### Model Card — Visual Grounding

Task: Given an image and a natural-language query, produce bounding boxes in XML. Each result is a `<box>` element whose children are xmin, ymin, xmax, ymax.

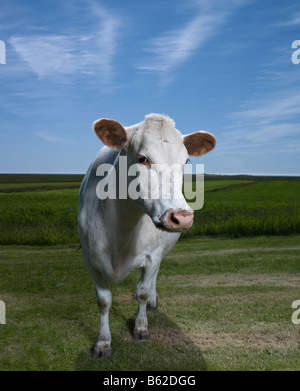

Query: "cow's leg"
<box><xmin>147</xmin><ymin>268</ymin><xmax>159</xmax><ymax>311</ymax></box>
<box><xmin>91</xmin><ymin>271</ymin><xmax>112</xmax><ymax>358</ymax></box>
<box><xmin>133</xmin><ymin>261</ymin><xmax>160</xmax><ymax>340</ymax></box>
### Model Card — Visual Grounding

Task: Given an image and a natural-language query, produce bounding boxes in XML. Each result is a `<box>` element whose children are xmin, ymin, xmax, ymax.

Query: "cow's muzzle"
<box><xmin>155</xmin><ymin>209</ymin><xmax>194</xmax><ymax>232</ymax></box>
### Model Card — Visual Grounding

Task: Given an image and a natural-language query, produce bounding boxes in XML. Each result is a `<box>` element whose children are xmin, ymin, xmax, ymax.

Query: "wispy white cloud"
<box><xmin>9</xmin><ymin>2</ymin><xmax>120</xmax><ymax>83</ymax></box>
<box><xmin>213</xmin><ymin>138</ymin><xmax>300</xmax><ymax>157</ymax></box>
<box><xmin>230</xmin><ymin>93</ymin><xmax>300</xmax><ymax>125</ymax></box>
<box><xmin>279</xmin><ymin>12</ymin><xmax>300</xmax><ymax>27</ymax></box>
<box><xmin>139</xmin><ymin>14</ymin><xmax>223</xmax><ymax>73</ymax></box>
<box><xmin>138</xmin><ymin>0</ymin><xmax>250</xmax><ymax>85</ymax></box>
<box><xmin>222</xmin><ymin>90</ymin><xmax>300</xmax><ymax>153</ymax></box>
<box><xmin>10</xmin><ymin>35</ymin><xmax>86</xmax><ymax>79</ymax></box>
<box><xmin>34</xmin><ymin>131</ymin><xmax>77</xmax><ymax>145</ymax></box>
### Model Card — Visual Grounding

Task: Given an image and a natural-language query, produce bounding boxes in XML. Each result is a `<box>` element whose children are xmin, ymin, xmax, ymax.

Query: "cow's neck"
<box><xmin>105</xmin><ymin>154</ymin><xmax>145</xmax><ymax>255</ymax></box>
<box><xmin>105</xmin><ymin>199</ymin><xmax>143</xmax><ymax>260</ymax></box>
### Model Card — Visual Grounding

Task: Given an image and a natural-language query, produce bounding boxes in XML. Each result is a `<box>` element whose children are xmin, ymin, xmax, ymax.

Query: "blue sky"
<box><xmin>0</xmin><ymin>0</ymin><xmax>300</xmax><ymax>175</ymax></box>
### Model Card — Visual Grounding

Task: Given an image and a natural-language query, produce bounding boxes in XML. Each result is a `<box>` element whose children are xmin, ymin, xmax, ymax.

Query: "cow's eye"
<box><xmin>137</xmin><ymin>155</ymin><xmax>150</xmax><ymax>166</ymax></box>
<box><xmin>186</xmin><ymin>158</ymin><xmax>191</xmax><ymax>164</ymax></box>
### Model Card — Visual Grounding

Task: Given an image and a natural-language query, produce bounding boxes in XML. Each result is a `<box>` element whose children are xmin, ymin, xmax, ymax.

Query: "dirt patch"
<box><xmin>161</xmin><ymin>273</ymin><xmax>300</xmax><ymax>287</ymax></box>
<box><xmin>166</xmin><ymin>246</ymin><xmax>300</xmax><ymax>259</ymax></box>
<box><xmin>149</xmin><ymin>328</ymin><xmax>193</xmax><ymax>346</ymax></box>
<box><xmin>123</xmin><ymin>327</ymin><xmax>193</xmax><ymax>346</ymax></box>
<box><xmin>123</xmin><ymin>326</ymin><xmax>300</xmax><ymax>350</ymax></box>
<box><xmin>187</xmin><ymin>330</ymin><xmax>300</xmax><ymax>349</ymax></box>
<box><xmin>160</xmin><ymin>291</ymin><xmax>298</xmax><ymax>306</ymax></box>
<box><xmin>113</xmin><ymin>293</ymin><xmax>135</xmax><ymax>304</ymax></box>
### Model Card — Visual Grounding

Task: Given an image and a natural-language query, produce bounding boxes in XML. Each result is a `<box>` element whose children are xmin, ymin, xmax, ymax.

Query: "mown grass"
<box><xmin>0</xmin><ymin>236</ymin><xmax>299</xmax><ymax>371</ymax></box>
<box><xmin>0</xmin><ymin>175</ymin><xmax>299</xmax><ymax>245</ymax></box>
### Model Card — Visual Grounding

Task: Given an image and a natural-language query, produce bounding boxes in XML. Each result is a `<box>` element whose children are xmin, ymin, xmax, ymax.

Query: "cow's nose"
<box><xmin>167</xmin><ymin>210</ymin><xmax>194</xmax><ymax>231</ymax></box>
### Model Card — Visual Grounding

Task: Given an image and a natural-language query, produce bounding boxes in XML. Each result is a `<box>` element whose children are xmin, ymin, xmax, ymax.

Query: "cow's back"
<box><xmin>79</xmin><ymin>146</ymin><xmax>119</xmax><ymax>202</ymax></box>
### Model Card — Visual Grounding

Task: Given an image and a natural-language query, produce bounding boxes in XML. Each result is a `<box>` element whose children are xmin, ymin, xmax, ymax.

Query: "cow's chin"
<box><xmin>153</xmin><ymin>221</ymin><xmax>190</xmax><ymax>233</ymax></box>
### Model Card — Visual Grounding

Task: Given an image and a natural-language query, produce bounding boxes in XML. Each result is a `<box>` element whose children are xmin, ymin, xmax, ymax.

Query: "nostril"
<box><xmin>161</xmin><ymin>210</ymin><xmax>194</xmax><ymax>232</ymax></box>
<box><xmin>170</xmin><ymin>213</ymin><xmax>179</xmax><ymax>225</ymax></box>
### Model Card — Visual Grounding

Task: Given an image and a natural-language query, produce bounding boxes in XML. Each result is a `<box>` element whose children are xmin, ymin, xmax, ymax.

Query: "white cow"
<box><xmin>78</xmin><ymin>113</ymin><xmax>216</xmax><ymax>357</ymax></box>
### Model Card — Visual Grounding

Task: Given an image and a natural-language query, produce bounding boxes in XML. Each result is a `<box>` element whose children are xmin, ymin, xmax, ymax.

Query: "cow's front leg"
<box><xmin>133</xmin><ymin>262</ymin><xmax>159</xmax><ymax>340</ymax></box>
<box><xmin>91</xmin><ymin>272</ymin><xmax>112</xmax><ymax>357</ymax></box>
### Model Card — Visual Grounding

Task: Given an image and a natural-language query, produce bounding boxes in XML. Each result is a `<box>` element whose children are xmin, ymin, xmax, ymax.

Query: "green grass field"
<box><xmin>0</xmin><ymin>174</ymin><xmax>299</xmax><ymax>371</ymax></box>
<box><xmin>0</xmin><ymin>236</ymin><xmax>299</xmax><ymax>370</ymax></box>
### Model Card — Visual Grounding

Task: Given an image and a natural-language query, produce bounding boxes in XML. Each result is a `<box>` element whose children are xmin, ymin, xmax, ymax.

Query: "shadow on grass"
<box><xmin>75</xmin><ymin>310</ymin><xmax>207</xmax><ymax>371</ymax></box>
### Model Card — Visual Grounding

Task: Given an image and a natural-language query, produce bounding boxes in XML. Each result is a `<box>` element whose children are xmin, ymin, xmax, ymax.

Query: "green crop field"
<box><xmin>182</xmin><ymin>180</ymin><xmax>300</xmax><ymax>238</ymax></box>
<box><xmin>0</xmin><ymin>174</ymin><xmax>299</xmax><ymax>371</ymax></box>
<box><xmin>0</xmin><ymin>174</ymin><xmax>299</xmax><ymax>245</ymax></box>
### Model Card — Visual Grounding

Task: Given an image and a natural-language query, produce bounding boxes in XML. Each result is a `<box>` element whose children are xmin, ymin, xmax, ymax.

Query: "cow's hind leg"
<box><xmin>90</xmin><ymin>270</ymin><xmax>112</xmax><ymax>358</ymax></box>
<box><xmin>133</xmin><ymin>261</ymin><xmax>160</xmax><ymax>340</ymax></box>
<box><xmin>147</xmin><ymin>268</ymin><xmax>159</xmax><ymax>311</ymax></box>
<box><xmin>135</xmin><ymin>268</ymin><xmax>158</xmax><ymax>311</ymax></box>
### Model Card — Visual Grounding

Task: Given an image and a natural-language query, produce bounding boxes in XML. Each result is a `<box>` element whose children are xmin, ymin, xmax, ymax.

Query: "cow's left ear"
<box><xmin>183</xmin><ymin>131</ymin><xmax>216</xmax><ymax>156</ymax></box>
<box><xmin>94</xmin><ymin>118</ymin><xmax>128</xmax><ymax>150</ymax></box>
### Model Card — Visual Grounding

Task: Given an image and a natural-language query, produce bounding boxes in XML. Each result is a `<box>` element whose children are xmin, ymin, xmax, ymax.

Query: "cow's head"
<box><xmin>94</xmin><ymin>114</ymin><xmax>216</xmax><ymax>232</ymax></box>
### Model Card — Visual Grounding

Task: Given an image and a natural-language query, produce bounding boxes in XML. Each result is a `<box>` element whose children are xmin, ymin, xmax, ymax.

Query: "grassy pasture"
<box><xmin>0</xmin><ymin>236</ymin><xmax>299</xmax><ymax>371</ymax></box>
<box><xmin>0</xmin><ymin>174</ymin><xmax>299</xmax><ymax>371</ymax></box>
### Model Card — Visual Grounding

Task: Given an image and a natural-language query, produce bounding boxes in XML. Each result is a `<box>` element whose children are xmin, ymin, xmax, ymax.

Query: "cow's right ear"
<box><xmin>94</xmin><ymin>118</ymin><xmax>128</xmax><ymax>150</ymax></box>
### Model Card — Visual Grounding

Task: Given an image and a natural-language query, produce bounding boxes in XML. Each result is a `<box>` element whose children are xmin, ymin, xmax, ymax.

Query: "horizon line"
<box><xmin>1</xmin><ymin>172</ymin><xmax>300</xmax><ymax>178</ymax></box>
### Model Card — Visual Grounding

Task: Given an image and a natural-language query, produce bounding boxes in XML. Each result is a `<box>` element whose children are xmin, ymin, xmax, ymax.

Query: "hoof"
<box><xmin>91</xmin><ymin>344</ymin><xmax>112</xmax><ymax>358</ymax></box>
<box><xmin>133</xmin><ymin>329</ymin><xmax>150</xmax><ymax>341</ymax></box>
<box><xmin>147</xmin><ymin>297</ymin><xmax>158</xmax><ymax>311</ymax></box>
<box><xmin>147</xmin><ymin>302</ymin><xmax>158</xmax><ymax>311</ymax></box>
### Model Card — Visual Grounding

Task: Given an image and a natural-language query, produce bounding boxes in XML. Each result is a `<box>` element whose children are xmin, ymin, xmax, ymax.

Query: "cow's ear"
<box><xmin>183</xmin><ymin>131</ymin><xmax>216</xmax><ymax>156</ymax></box>
<box><xmin>94</xmin><ymin>118</ymin><xmax>128</xmax><ymax>150</ymax></box>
